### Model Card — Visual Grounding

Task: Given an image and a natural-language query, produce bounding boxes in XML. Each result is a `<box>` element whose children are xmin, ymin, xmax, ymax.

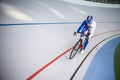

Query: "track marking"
<box><xmin>36</xmin><ymin>2</ymin><xmax>65</xmax><ymax>19</ymax></box>
<box><xmin>26</xmin><ymin>47</ymin><xmax>72</xmax><ymax>80</ymax></box>
<box><xmin>0</xmin><ymin>21</ymin><xmax>120</xmax><ymax>26</ymax></box>
<box><xmin>70</xmin><ymin>6</ymin><xmax>87</xmax><ymax>14</ymax></box>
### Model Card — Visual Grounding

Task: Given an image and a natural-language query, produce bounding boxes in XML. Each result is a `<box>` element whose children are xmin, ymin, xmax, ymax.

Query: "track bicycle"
<box><xmin>69</xmin><ymin>31</ymin><xmax>88</xmax><ymax>59</ymax></box>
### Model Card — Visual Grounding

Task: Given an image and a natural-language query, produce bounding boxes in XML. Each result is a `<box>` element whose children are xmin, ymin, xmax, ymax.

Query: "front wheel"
<box><xmin>69</xmin><ymin>39</ymin><xmax>82</xmax><ymax>59</ymax></box>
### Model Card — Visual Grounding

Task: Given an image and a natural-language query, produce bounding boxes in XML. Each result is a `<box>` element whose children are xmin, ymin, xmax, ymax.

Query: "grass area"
<box><xmin>114</xmin><ymin>42</ymin><xmax>120</xmax><ymax>80</ymax></box>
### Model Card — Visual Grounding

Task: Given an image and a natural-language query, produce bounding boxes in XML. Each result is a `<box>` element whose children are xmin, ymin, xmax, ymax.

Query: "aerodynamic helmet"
<box><xmin>86</xmin><ymin>15</ymin><xmax>93</xmax><ymax>24</ymax></box>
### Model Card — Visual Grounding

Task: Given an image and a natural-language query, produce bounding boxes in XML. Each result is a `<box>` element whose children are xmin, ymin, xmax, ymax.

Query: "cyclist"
<box><xmin>74</xmin><ymin>15</ymin><xmax>96</xmax><ymax>54</ymax></box>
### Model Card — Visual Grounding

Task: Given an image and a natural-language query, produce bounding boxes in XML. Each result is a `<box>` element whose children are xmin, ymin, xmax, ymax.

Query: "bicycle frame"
<box><xmin>69</xmin><ymin>32</ymin><xmax>88</xmax><ymax>59</ymax></box>
<box><xmin>79</xmin><ymin>33</ymin><xmax>88</xmax><ymax>48</ymax></box>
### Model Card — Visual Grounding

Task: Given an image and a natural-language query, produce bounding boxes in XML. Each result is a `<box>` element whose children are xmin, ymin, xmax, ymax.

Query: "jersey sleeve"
<box><xmin>77</xmin><ymin>20</ymin><xmax>86</xmax><ymax>33</ymax></box>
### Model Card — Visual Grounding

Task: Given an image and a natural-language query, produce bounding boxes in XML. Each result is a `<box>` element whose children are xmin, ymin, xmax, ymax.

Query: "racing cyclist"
<box><xmin>74</xmin><ymin>15</ymin><xmax>96</xmax><ymax>54</ymax></box>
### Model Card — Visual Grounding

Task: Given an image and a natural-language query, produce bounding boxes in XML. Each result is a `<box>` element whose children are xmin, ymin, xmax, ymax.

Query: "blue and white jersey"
<box><xmin>77</xmin><ymin>20</ymin><xmax>96</xmax><ymax>38</ymax></box>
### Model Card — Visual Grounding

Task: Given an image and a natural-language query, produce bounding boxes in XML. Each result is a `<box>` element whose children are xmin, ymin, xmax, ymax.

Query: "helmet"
<box><xmin>86</xmin><ymin>15</ymin><xmax>93</xmax><ymax>24</ymax></box>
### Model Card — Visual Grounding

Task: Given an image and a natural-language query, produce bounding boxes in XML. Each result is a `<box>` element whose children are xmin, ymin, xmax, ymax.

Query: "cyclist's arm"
<box><xmin>77</xmin><ymin>20</ymin><xmax>86</xmax><ymax>33</ymax></box>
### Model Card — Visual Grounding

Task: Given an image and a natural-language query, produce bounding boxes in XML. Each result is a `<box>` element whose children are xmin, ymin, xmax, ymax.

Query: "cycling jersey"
<box><xmin>77</xmin><ymin>20</ymin><xmax>96</xmax><ymax>38</ymax></box>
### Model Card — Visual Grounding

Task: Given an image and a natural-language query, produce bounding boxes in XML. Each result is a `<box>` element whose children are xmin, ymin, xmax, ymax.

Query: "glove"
<box><xmin>73</xmin><ymin>31</ymin><xmax>77</xmax><ymax>36</ymax></box>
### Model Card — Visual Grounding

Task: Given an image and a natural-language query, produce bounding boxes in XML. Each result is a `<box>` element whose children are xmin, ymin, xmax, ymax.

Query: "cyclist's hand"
<box><xmin>73</xmin><ymin>31</ymin><xmax>77</xmax><ymax>36</ymax></box>
<box><xmin>87</xmin><ymin>32</ymin><xmax>90</xmax><ymax>37</ymax></box>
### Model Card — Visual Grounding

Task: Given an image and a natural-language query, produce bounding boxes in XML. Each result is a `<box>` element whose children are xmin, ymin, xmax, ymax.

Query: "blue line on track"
<box><xmin>0</xmin><ymin>22</ymin><xmax>120</xmax><ymax>26</ymax></box>
<box><xmin>0</xmin><ymin>22</ymin><xmax>81</xmax><ymax>26</ymax></box>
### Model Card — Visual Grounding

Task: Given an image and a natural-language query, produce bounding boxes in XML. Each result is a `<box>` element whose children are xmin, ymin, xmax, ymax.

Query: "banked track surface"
<box><xmin>70</xmin><ymin>34</ymin><xmax>120</xmax><ymax>80</ymax></box>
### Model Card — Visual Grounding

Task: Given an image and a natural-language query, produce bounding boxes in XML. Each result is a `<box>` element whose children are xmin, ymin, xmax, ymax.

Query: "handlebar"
<box><xmin>73</xmin><ymin>32</ymin><xmax>88</xmax><ymax>36</ymax></box>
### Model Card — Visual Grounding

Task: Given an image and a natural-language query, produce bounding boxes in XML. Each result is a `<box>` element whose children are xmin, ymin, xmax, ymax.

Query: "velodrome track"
<box><xmin>0</xmin><ymin>0</ymin><xmax>120</xmax><ymax>80</ymax></box>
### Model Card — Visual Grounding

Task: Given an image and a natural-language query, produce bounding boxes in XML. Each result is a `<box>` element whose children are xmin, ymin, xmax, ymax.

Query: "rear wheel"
<box><xmin>69</xmin><ymin>39</ymin><xmax>82</xmax><ymax>59</ymax></box>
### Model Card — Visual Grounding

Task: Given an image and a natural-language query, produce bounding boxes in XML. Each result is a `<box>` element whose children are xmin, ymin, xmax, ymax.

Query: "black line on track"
<box><xmin>70</xmin><ymin>34</ymin><xmax>120</xmax><ymax>80</ymax></box>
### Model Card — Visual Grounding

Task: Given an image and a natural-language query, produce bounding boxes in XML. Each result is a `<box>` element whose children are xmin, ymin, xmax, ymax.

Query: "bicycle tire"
<box><xmin>69</xmin><ymin>39</ymin><xmax>82</xmax><ymax>59</ymax></box>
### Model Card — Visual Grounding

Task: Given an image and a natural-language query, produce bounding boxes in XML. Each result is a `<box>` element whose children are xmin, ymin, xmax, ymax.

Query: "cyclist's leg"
<box><xmin>81</xmin><ymin>27</ymin><xmax>89</xmax><ymax>50</ymax></box>
<box><xmin>83</xmin><ymin>37</ymin><xmax>89</xmax><ymax>50</ymax></box>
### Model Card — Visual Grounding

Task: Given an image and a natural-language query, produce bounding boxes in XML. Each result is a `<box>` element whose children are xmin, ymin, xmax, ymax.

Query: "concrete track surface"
<box><xmin>0</xmin><ymin>0</ymin><xmax>120</xmax><ymax>80</ymax></box>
